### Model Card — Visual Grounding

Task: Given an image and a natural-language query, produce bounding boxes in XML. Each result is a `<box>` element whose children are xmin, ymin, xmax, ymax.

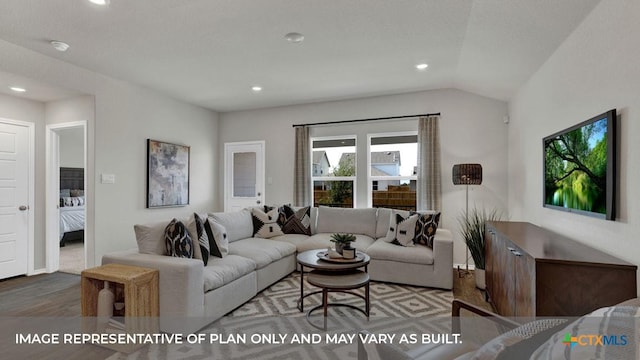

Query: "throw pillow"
<box><xmin>135</xmin><ymin>220</ymin><xmax>171</xmax><ymax>255</ymax></box>
<box><xmin>206</xmin><ymin>218</ymin><xmax>229</xmax><ymax>258</ymax></box>
<box><xmin>395</xmin><ymin>213</ymin><xmax>419</xmax><ymax>246</ymax></box>
<box><xmin>164</xmin><ymin>219</ymin><xmax>193</xmax><ymax>258</ymax></box>
<box><xmin>414</xmin><ymin>212</ymin><xmax>441</xmax><ymax>248</ymax></box>
<box><xmin>251</xmin><ymin>206</ymin><xmax>284</xmax><ymax>238</ymax></box>
<box><xmin>278</xmin><ymin>205</ymin><xmax>311</xmax><ymax>235</ymax></box>
<box><xmin>382</xmin><ymin>210</ymin><xmax>419</xmax><ymax>246</ymax></box>
<box><xmin>186</xmin><ymin>213</ymin><xmax>211</xmax><ymax>265</ymax></box>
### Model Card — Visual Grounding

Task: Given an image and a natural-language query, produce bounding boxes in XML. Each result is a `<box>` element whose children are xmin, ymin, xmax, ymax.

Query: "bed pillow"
<box><xmin>61</xmin><ymin>196</ymin><xmax>84</xmax><ymax>207</ymax></box>
<box><xmin>164</xmin><ymin>219</ymin><xmax>193</xmax><ymax>258</ymax></box>
<box><xmin>70</xmin><ymin>189</ymin><xmax>84</xmax><ymax>197</ymax></box>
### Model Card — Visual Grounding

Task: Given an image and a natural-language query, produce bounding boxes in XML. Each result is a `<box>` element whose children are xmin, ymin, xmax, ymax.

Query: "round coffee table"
<box><xmin>296</xmin><ymin>249</ymin><xmax>371</xmax><ymax>329</ymax></box>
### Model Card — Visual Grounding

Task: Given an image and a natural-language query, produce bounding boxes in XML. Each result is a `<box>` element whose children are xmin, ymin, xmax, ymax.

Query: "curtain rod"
<box><xmin>291</xmin><ymin>112</ymin><xmax>441</xmax><ymax>128</ymax></box>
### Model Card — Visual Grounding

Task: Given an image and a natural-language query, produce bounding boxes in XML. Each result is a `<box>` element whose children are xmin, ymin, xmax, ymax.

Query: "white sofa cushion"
<box><xmin>295</xmin><ymin>233</ymin><xmax>376</xmax><ymax>253</ymax></box>
<box><xmin>203</xmin><ymin>255</ymin><xmax>256</xmax><ymax>292</ymax></box>
<box><xmin>209</xmin><ymin>209</ymin><xmax>253</xmax><ymax>242</ymax></box>
<box><xmin>269</xmin><ymin>234</ymin><xmax>310</xmax><ymax>248</ymax></box>
<box><xmin>366</xmin><ymin>239</ymin><xmax>434</xmax><ymax>265</ymax></box>
<box><xmin>316</xmin><ymin>206</ymin><xmax>378</xmax><ymax>238</ymax></box>
<box><xmin>228</xmin><ymin>238</ymin><xmax>297</xmax><ymax>269</ymax></box>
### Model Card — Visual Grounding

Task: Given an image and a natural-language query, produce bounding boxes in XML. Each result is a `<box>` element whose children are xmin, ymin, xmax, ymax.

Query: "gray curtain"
<box><xmin>293</xmin><ymin>126</ymin><xmax>311</xmax><ymax>206</ymax></box>
<box><xmin>417</xmin><ymin>115</ymin><xmax>441</xmax><ymax>211</ymax></box>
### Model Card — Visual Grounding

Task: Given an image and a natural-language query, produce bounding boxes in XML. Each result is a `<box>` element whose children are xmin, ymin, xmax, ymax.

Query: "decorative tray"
<box><xmin>316</xmin><ymin>251</ymin><xmax>364</xmax><ymax>263</ymax></box>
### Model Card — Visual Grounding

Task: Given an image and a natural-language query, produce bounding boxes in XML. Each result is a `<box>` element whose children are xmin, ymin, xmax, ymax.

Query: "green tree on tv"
<box><xmin>544</xmin><ymin>120</ymin><xmax>607</xmax><ymax>211</ymax></box>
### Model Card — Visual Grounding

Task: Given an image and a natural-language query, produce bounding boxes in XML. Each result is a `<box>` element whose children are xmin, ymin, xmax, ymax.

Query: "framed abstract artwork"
<box><xmin>146</xmin><ymin>139</ymin><xmax>190</xmax><ymax>208</ymax></box>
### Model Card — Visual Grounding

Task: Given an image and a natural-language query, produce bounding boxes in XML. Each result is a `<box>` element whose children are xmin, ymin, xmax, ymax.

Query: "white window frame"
<box><xmin>367</xmin><ymin>131</ymin><xmax>418</xmax><ymax>208</ymax></box>
<box><xmin>311</xmin><ymin>135</ymin><xmax>357</xmax><ymax>207</ymax></box>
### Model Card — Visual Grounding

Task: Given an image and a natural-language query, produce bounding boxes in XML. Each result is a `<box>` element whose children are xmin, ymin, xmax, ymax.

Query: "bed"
<box><xmin>60</xmin><ymin>167</ymin><xmax>85</xmax><ymax>247</ymax></box>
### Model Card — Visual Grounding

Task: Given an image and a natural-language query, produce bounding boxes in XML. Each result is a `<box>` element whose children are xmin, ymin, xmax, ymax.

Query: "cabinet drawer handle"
<box><xmin>507</xmin><ymin>247</ymin><xmax>515</xmax><ymax>252</ymax></box>
<box><xmin>512</xmin><ymin>251</ymin><xmax>522</xmax><ymax>257</ymax></box>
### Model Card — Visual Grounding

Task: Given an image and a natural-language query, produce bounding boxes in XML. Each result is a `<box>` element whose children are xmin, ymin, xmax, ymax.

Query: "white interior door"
<box><xmin>0</xmin><ymin>122</ymin><xmax>30</xmax><ymax>279</ymax></box>
<box><xmin>224</xmin><ymin>141</ymin><xmax>265</xmax><ymax>212</ymax></box>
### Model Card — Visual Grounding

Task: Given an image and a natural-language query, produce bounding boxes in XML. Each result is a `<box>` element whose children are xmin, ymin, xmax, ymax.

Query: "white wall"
<box><xmin>220</xmin><ymin>88</ymin><xmax>509</xmax><ymax>266</ymax></box>
<box><xmin>0</xmin><ymin>39</ymin><xmax>219</xmax><ymax>269</ymax></box>
<box><xmin>509</xmin><ymin>0</ymin><xmax>640</xmax><ymax>290</ymax></box>
<box><xmin>57</xmin><ymin>128</ymin><xmax>85</xmax><ymax>168</ymax></box>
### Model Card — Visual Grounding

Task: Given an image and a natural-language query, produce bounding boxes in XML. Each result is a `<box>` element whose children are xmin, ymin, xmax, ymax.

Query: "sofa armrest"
<box><xmin>102</xmin><ymin>249</ymin><xmax>205</xmax><ymax>318</ymax></box>
<box><xmin>431</xmin><ymin>229</ymin><xmax>454</xmax><ymax>289</ymax></box>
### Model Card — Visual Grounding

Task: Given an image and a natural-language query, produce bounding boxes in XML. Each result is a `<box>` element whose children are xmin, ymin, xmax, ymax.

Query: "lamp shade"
<box><xmin>452</xmin><ymin>163</ymin><xmax>482</xmax><ymax>185</ymax></box>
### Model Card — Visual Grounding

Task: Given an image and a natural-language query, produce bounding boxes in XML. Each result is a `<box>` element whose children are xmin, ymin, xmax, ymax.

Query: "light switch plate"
<box><xmin>101</xmin><ymin>173</ymin><xmax>115</xmax><ymax>184</ymax></box>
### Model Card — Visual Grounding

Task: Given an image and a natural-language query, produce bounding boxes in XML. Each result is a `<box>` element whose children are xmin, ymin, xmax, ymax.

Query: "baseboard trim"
<box><xmin>453</xmin><ymin>263</ymin><xmax>476</xmax><ymax>271</ymax></box>
<box><xmin>28</xmin><ymin>268</ymin><xmax>48</xmax><ymax>276</ymax></box>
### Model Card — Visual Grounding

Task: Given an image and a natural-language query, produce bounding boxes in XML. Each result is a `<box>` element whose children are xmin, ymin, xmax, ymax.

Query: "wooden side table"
<box><xmin>81</xmin><ymin>263</ymin><xmax>159</xmax><ymax>353</ymax></box>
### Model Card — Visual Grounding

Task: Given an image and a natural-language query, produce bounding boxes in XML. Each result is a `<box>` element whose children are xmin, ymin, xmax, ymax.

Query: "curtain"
<box><xmin>417</xmin><ymin>115</ymin><xmax>441</xmax><ymax>211</ymax></box>
<box><xmin>293</xmin><ymin>126</ymin><xmax>311</xmax><ymax>206</ymax></box>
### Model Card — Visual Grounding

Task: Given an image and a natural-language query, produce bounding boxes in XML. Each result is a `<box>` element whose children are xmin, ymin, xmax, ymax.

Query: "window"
<box><xmin>312</xmin><ymin>137</ymin><xmax>356</xmax><ymax>208</ymax></box>
<box><xmin>368</xmin><ymin>133</ymin><xmax>418</xmax><ymax>211</ymax></box>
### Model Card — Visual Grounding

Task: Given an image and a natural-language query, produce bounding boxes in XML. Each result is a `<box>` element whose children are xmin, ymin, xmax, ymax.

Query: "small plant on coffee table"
<box><xmin>330</xmin><ymin>233</ymin><xmax>356</xmax><ymax>254</ymax></box>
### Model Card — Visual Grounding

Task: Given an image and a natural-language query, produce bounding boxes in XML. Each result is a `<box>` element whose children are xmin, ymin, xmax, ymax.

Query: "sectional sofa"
<box><xmin>102</xmin><ymin>206</ymin><xmax>453</xmax><ymax>334</ymax></box>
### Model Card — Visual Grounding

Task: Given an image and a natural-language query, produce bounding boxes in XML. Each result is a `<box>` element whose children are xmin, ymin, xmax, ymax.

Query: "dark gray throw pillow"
<box><xmin>165</xmin><ymin>219</ymin><xmax>193</xmax><ymax>258</ymax></box>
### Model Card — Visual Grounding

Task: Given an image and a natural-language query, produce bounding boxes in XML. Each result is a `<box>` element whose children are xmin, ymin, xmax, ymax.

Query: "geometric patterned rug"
<box><xmin>107</xmin><ymin>272</ymin><xmax>454</xmax><ymax>360</ymax></box>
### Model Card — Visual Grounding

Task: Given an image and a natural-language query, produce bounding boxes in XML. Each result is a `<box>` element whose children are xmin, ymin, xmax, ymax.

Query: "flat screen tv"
<box><xmin>543</xmin><ymin>109</ymin><xmax>616</xmax><ymax>220</ymax></box>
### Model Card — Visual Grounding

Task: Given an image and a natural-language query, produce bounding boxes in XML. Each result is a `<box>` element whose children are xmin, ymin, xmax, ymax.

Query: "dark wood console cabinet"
<box><xmin>485</xmin><ymin>221</ymin><xmax>637</xmax><ymax>318</ymax></box>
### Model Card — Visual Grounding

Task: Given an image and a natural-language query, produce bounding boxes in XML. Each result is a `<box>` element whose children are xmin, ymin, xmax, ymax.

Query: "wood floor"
<box><xmin>1</xmin><ymin>269</ymin><xmax>492</xmax><ymax>316</ymax></box>
<box><xmin>0</xmin><ymin>269</ymin><xmax>492</xmax><ymax>359</ymax></box>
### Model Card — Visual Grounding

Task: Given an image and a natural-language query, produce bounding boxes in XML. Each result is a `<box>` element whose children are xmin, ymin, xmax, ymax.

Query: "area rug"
<box><xmin>58</xmin><ymin>241</ymin><xmax>84</xmax><ymax>275</ymax></box>
<box><xmin>107</xmin><ymin>272</ymin><xmax>454</xmax><ymax>360</ymax></box>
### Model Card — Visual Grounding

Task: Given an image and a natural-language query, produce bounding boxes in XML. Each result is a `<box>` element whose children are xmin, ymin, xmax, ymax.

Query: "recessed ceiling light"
<box><xmin>415</xmin><ymin>63</ymin><xmax>429</xmax><ymax>70</ymax></box>
<box><xmin>88</xmin><ymin>0</ymin><xmax>110</xmax><ymax>5</ymax></box>
<box><xmin>251</xmin><ymin>86</ymin><xmax>262</xmax><ymax>92</ymax></box>
<box><xmin>284</xmin><ymin>32</ymin><xmax>304</xmax><ymax>43</ymax></box>
<box><xmin>9</xmin><ymin>87</ymin><xmax>27</xmax><ymax>93</ymax></box>
<box><xmin>50</xmin><ymin>40</ymin><xmax>70</xmax><ymax>52</ymax></box>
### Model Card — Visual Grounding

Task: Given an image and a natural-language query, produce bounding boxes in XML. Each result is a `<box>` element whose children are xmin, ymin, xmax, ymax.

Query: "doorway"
<box><xmin>46</xmin><ymin>122</ymin><xmax>87</xmax><ymax>274</ymax></box>
<box><xmin>224</xmin><ymin>141</ymin><xmax>265</xmax><ymax>212</ymax></box>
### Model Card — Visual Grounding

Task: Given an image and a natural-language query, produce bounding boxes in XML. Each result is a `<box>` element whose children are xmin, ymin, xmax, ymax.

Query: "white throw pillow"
<box><xmin>383</xmin><ymin>210</ymin><xmax>418</xmax><ymax>246</ymax></box>
<box><xmin>207</xmin><ymin>218</ymin><xmax>229</xmax><ymax>257</ymax></box>
<box><xmin>395</xmin><ymin>214</ymin><xmax>419</xmax><ymax>246</ymax></box>
<box><xmin>251</xmin><ymin>207</ymin><xmax>284</xmax><ymax>238</ymax></box>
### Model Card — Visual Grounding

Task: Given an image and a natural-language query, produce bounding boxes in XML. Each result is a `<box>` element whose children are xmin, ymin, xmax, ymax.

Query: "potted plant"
<box><xmin>330</xmin><ymin>233</ymin><xmax>356</xmax><ymax>254</ymax></box>
<box><xmin>458</xmin><ymin>207</ymin><xmax>502</xmax><ymax>289</ymax></box>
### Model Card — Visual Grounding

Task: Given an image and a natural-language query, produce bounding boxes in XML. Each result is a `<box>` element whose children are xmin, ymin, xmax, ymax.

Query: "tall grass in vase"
<box><xmin>458</xmin><ymin>207</ymin><xmax>502</xmax><ymax>289</ymax></box>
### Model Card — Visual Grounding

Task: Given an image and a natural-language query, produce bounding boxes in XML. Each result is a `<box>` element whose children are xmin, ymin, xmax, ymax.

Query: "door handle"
<box><xmin>19</xmin><ymin>205</ymin><xmax>29</xmax><ymax>211</ymax></box>
<box><xmin>256</xmin><ymin>200</ymin><xmax>261</xmax><ymax>204</ymax></box>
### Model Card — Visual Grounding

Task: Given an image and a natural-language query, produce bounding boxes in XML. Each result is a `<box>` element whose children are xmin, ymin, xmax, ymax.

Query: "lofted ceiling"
<box><xmin>0</xmin><ymin>0</ymin><xmax>601</xmax><ymax>112</ymax></box>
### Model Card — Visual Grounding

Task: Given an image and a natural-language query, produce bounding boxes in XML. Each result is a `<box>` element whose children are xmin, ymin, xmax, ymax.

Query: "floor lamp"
<box><xmin>452</xmin><ymin>163</ymin><xmax>483</xmax><ymax>277</ymax></box>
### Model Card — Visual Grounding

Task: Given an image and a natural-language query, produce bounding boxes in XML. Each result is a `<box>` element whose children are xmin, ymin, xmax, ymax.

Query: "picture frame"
<box><xmin>146</xmin><ymin>139</ymin><xmax>190</xmax><ymax>208</ymax></box>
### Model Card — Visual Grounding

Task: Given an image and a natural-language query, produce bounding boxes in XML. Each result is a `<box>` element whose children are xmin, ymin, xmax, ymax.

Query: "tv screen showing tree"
<box><xmin>543</xmin><ymin>109</ymin><xmax>616</xmax><ymax>220</ymax></box>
